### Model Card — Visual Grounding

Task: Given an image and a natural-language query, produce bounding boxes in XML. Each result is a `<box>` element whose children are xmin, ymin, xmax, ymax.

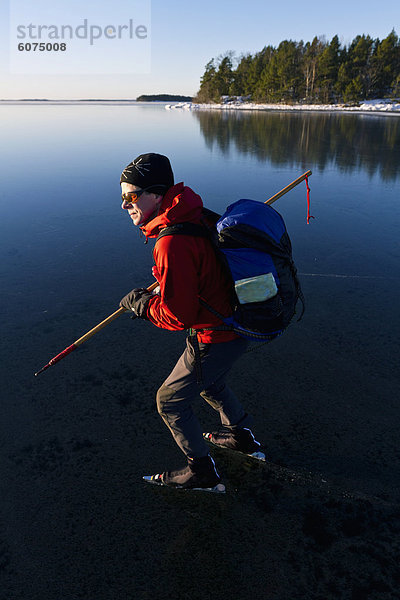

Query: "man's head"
<box><xmin>120</xmin><ymin>153</ymin><xmax>174</xmax><ymax>226</ymax></box>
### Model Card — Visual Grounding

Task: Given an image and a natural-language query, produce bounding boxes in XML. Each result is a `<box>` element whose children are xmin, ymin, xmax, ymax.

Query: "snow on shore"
<box><xmin>165</xmin><ymin>98</ymin><xmax>400</xmax><ymax>114</ymax></box>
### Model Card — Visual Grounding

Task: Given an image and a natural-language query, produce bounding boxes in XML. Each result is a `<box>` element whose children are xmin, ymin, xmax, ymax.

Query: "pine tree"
<box><xmin>257</xmin><ymin>53</ymin><xmax>280</xmax><ymax>102</ymax></box>
<box><xmin>229</xmin><ymin>54</ymin><xmax>253</xmax><ymax>96</ymax></box>
<box><xmin>341</xmin><ymin>35</ymin><xmax>375</xmax><ymax>101</ymax></box>
<box><xmin>214</xmin><ymin>54</ymin><xmax>235</xmax><ymax>97</ymax></box>
<box><xmin>302</xmin><ymin>37</ymin><xmax>326</xmax><ymax>101</ymax></box>
<box><xmin>374</xmin><ymin>30</ymin><xmax>400</xmax><ymax>96</ymax></box>
<box><xmin>195</xmin><ymin>59</ymin><xmax>218</xmax><ymax>102</ymax></box>
<box><xmin>274</xmin><ymin>40</ymin><xmax>304</xmax><ymax>102</ymax></box>
<box><xmin>246</xmin><ymin>47</ymin><xmax>275</xmax><ymax>99</ymax></box>
<box><xmin>317</xmin><ymin>35</ymin><xmax>341</xmax><ymax>103</ymax></box>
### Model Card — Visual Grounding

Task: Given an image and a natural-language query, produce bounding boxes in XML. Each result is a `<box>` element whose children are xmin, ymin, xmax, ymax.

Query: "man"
<box><xmin>119</xmin><ymin>153</ymin><xmax>264</xmax><ymax>494</ymax></box>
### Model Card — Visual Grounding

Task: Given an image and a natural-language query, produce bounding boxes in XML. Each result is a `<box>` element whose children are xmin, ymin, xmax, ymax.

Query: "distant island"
<box><xmin>136</xmin><ymin>94</ymin><xmax>193</xmax><ymax>102</ymax></box>
<box><xmin>0</xmin><ymin>96</ymin><xmax>194</xmax><ymax>104</ymax></box>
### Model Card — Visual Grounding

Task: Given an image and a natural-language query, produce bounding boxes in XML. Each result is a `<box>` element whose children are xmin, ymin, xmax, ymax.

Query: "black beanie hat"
<box><xmin>120</xmin><ymin>153</ymin><xmax>174</xmax><ymax>194</ymax></box>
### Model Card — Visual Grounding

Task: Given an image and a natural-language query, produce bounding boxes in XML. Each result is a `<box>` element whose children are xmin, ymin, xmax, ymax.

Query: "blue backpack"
<box><xmin>156</xmin><ymin>199</ymin><xmax>304</xmax><ymax>341</ymax></box>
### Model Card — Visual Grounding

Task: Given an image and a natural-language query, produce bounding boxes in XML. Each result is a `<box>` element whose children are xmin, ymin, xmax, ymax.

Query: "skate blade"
<box><xmin>204</xmin><ymin>433</ymin><xmax>266</xmax><ymax>462</ymax></box>
<box><xmin>143</xmin><ymin>474</ymin><xmax>164</xmax><ymax>486</ymax></box>
<box><xmin>143</xmin><ymin>475</ymin><xmax>226</xmax><ymax>494</ymax></box>
<box><xmin>249</xmin><ymin>451</ymin><xmax>266</xmax><ymax>462</ymax></box>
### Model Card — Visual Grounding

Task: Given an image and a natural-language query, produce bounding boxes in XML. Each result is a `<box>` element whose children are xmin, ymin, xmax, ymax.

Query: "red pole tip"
<box><xmin>34</xmin><ymin>343</ymin><xmax>77</xmax><ymax>377</ymax></box>
<box><xmin>34</xmin><ymin>364</ymin><xmax>50</xmax><ymax>377</ymax></box>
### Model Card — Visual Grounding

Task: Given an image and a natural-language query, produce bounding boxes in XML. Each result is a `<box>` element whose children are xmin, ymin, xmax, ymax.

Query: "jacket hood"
<box><xmin>140</xmin><ymin>182</ymin><xmax>203</xmax><ymax>239</ymax></box>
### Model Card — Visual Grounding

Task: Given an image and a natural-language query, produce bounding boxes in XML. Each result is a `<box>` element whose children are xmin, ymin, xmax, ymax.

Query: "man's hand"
<box><xmin>119</xmin><ymin>288</ymin><xmax>152</xmax><ymax>319</ymax></box>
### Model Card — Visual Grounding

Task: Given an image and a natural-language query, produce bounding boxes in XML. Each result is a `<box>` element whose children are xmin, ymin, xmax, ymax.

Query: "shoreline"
<box><xmin>166</xmin><ymin>98</ymin><xmax>400</xmax><ymax>115</ymax></box>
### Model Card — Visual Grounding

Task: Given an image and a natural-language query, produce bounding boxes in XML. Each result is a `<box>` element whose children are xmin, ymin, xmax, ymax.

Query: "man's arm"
<box><xmin>146</xmin><ymin>234</ymin><xmax>202</xmax><ymax>331</ymax></box>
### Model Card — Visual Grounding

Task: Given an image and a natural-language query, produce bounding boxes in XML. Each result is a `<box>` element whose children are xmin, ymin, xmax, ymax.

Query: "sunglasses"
<box><xmin>121</xmin><ymin>187</ymin><xmax>149</xmax><ymax>205</ymax></box>
<box><xmin>121</xmin><ymin>185</ymin><xmax>168</xmax><ymax>206</ymax></box>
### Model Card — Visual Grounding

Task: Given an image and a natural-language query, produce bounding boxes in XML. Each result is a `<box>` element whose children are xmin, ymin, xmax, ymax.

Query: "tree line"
<box><xmin>195</xmin><ymin>31</ymin><xmax>400</xmax><ymax>104</ymax></box>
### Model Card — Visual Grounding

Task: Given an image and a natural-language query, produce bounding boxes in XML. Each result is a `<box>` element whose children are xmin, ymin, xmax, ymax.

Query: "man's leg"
<box><xmin>199</xmin><ymin>340</ymin><xmax>265</xmax><ymax>461</ymax></box>
<box><xmin>156</xmin><ymin>336</ymin><xmax>250</xmax><ymax>458</ymax></box>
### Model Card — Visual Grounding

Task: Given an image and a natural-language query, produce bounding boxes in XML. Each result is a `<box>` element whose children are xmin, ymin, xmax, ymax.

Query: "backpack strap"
<box><xmin>156</xmin><ymin>222</ymin><xmax>212</xmax><ymax>243</ymax></box>
<box><xmin>198</xmin><ymin>298</ymin><xmax>283</xmax><ymax>341</ymax></box>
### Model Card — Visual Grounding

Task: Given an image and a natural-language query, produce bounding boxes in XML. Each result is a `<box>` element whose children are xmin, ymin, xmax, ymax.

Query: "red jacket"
<box><xmin>140</xmin><ymin>182</ymin><xmax>237</xmax><ymax>344</ymax></box>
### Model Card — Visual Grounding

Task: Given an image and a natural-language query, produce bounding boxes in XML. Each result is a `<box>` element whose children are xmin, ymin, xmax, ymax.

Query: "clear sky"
<box><xmin>1</xmin><ymin>0</ymin><xmax>399</xmax><ymax>99</ymax></box>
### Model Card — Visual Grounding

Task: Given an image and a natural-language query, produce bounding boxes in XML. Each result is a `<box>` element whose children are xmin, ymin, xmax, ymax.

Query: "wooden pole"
<box><xmin>265</xmin><ymin>170</ymin><xmax>312</xmax><ymax>205</ymax></box>
<box><xmin>34</xmin><ymin>281</ymin><xmax>159</xmax><ymax>376</ymax></box>
<box><xmin>73</xmin><ymin>281</ymin><xmax>159</xmax><ymax>347</ymax></box>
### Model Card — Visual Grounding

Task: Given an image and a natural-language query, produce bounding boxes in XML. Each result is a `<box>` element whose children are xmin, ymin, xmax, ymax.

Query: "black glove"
<box><xmin>119</xmin><ymin>288</ymin><xmax>152</xmax><ymax>319</ymax></box>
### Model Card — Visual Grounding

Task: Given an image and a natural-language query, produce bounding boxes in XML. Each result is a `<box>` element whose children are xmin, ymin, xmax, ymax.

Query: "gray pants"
<box><xmin>156</xmin><ymin>336</ymin><xmax>253</xmax><ymax>458</ymax></box>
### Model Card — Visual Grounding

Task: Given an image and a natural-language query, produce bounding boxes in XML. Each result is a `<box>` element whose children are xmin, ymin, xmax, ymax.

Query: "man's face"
<box><xmin>121</xmin><ymin>182</ymin><xmax>162</xmax><ymax>226</ymax></box>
